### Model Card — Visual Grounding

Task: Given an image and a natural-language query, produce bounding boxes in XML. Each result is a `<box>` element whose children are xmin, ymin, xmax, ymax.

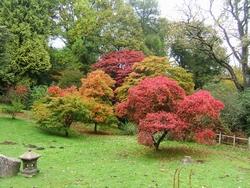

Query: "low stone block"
<box><xmin>181</xmin><ymin>156</ymin><xmax>193</xmax><ymax>164</ymax></box>
<box><xmin>0</xmin><ymin>154</ymin><xmax>21</xmax><ymax>177</ymax></box>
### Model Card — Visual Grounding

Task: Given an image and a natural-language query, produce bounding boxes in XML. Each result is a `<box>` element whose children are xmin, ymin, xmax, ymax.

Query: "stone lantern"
<box><xmin>19</xmin><ymin>150</ymin><xmax>40</xmax><ymax>177</ymax></box>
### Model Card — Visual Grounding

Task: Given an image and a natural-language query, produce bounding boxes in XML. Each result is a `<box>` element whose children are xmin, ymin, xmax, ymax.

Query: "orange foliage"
<box><xmin>79</xmin><ymin>70</ymin><xmax>115</xmax><ymax>102</ymax></box>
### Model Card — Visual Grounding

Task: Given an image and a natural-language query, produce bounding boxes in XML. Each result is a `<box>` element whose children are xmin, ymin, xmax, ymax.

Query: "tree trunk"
<box><xmin>64</xmin><ymin>115</ymin><xmax>72</xmax><ymax>137</ymax></box>
<box><xmin>242</xmin><ymin>46</ymin><xmax>250</xmax><ymax>88</ymax></box>
<box><xmin>224</xmin><ymin>62</ymin><xmax>244</xmax><ymax>92</ymax></box>
<box><xmin>65</xmin><ymin>129</ymin><xmax>69</xmax><ymax>137</ymax></box>
<box><xmin>153</xmin><ymin>131</ymin><xmax>167</xmax><ymax>151</ymax></box>
<box><xmin>11</xmin><ymin>113</ymin><xmax>16</xmax><ymax>119</ymax></box>
<box><xmin>94</xmin><ymin>123</ymin><xmax>97</xmax><ymax>133</ymax></box>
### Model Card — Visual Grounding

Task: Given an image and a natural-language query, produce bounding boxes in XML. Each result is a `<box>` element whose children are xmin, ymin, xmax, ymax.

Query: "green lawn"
<box><xmin>0</xmin><ymin>116</ymin><xmax>250</xmax><ymax>188</ymax></box>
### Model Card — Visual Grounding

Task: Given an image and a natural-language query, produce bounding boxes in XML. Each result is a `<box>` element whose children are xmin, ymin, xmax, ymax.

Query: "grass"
<box><xmin>0</xmin><ymin>116</ymin><xmax>250</xmax><ymax>188</ymax></box>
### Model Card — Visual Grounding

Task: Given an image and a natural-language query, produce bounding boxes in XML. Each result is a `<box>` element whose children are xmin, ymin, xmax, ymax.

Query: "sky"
<box><xmin>159</xmin><ymin>0</ymin><xmax>186</xmax><ymax>20</ymax></box>
<box><xmin>158</xmin><ymin>0</ymin><xmax>222</xmax><ymax>21</ymax></box>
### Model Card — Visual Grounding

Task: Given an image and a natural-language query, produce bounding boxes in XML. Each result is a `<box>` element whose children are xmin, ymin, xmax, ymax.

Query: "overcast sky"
<box><xmin>158</xmin><ymin>0</ymin><xmax>222</xmax><ymax>21</ymax></box>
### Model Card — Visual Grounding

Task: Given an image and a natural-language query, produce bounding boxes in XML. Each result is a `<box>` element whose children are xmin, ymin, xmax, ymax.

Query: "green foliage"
<box><xmin>204</xmin><ymin>82</ymin><xmax>239</xmax><ymax>130</ymax></box>
<box><xmin>170</xmin><ymin>22</ymin><xmax>224</xmax><ymax>89</ymax></box>
<box><xmin>8</xmin><ymin>38</ymin><xmax>51</xmax><ymax>84</ymax></box>
<box><xmin>0</xmin><ymin>26</ymin><xmax>9</xmax><ymax>64</ymax></box>
<box><xmin>115</xmin><ymin>56</ymin><xmax>194</xmax><ymax>101</ymax></box>
<box><xmin>49</xmin><ymin>47</ymin><xmax>83</xmax><ymax>80</ymax></box>
<box><xmin>59</xmin><ymin>0</ymin><xmax>145</xmax><ymax>70</ymax></box>
<box><xmin>238</xmin><ymin>90</ymin><xmax>250</xmax><ymax>136</ymax></box>
<box><xmin>0</xmin><ymin>0</ymin><xmax>56</xmax><ymax>86</ymax></box>
<box><xmin>28</xmin><ymin>85</ymin><xmax>48</xmax><ymax>107</ymax></box>
<box><xmin>129</xmin><ymin>0</ymin><xmax>168</xmax><ymax>56</ymax></box>
<box><xmin>2</xmin><ymin>100</ymin><xmax>24</xmax><ymax>119</ymax></box>
<box><xmin>32</xmin><ymin>95</ymin><xmax>90</xmax><ymax>136</ymax></box>
<box><xmin>120</xmin><ymin>121</ymin><xmax>137</xmax><ymax>135</ymax></box>
<box><xmin>204</xmin><ymin>81</ymin><xmax>250</xmax><ymax>135</ymax></box>
<box><xmin>0</xmin><ymin>26</ymin><xmax>11</xmax><ymax>90</ymax></box>
<box><xmin>57</xmin><ymin>69</ymin><xmax>83</xmax><ymax>88</ymax></box>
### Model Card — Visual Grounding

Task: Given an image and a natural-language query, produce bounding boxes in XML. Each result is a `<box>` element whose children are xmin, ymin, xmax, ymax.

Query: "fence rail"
<box><xmin>216</xmin><ymin>132</ymin><xmax>250</xmax><ymax>149</ymax></box>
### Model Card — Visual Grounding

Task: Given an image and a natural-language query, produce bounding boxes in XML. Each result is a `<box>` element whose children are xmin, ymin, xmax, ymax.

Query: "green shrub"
<box><xmin>121</xmin><ymin>122</ymin><xmax>137</xmax><ymax>135</ymax></box>
<box><xmin>28</xmin><ymin>85</ymin><xmax>48</xmax><ymax>107</ymax></box>
<box><xmin>2</xmin><ymin>100</ymin><xmax>24</xmax><ymax>119</ymax></box>
<box><xmin>32</xmin><ymin>95</ymin><xmax>90</xmax><ymax>136</ymax></box>
<box><xmin>57</xmin><ymin>69</ymin><xmax>83</xmax><ymax>88</ymax></box>
<box><xmin>238</xmin><ymin>89</ymin><xmax>250</xmax><ymax>136</ymax></box>
<box><xmin>204</xmin><ymin>82</ymin><xmax>250</xmax><ymax>135</ymax></box>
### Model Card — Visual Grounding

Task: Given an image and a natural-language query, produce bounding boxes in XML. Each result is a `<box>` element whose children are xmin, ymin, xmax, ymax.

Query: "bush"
<box><xmin>32</xmin><ymin>95</ymin><xmax>90</xmax><ymax>136</ymax></box>
<box><xmin>1</xmin><ymin>85</ymin><xmax>28</xmax><ymax>118</ymax></box>
<box><xmin>238</xmin><ymin>89</ymin><xmax>250</xmax><ymax>136</ymax></box>
<box><xmin>28</xmin><ymin>85</ymin><xmax>48</xmax><ymax>107</ymax></box>
<box><xmin>204</xmin><ymin>82</ymin><xmax>247</xmax><ymax>135</ymax></box>
<box><xmin>120</xmin><ymin>122</ymin><xmax>137</xmax><ymax>135</ymax></box>
<box><xmin>57</xmin><ymin>69</ymin><xmax>83</xmax><ymax>88</ymax></box>
<box><xmin>2</xmin><ymin>100</ymin><xmax>24</xmax><ymax>119</ymax></box>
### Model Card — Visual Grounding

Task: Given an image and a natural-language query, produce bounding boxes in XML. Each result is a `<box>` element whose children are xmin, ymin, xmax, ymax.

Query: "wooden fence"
<box><xmin>216</xmin><ymin>132</ymin><xmax>250</xmax><ymax>149</ymax></box>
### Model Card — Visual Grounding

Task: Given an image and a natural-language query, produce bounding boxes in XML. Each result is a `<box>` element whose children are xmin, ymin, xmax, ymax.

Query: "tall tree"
<box><xmin>129</xmin><ymin>0</ymin><xmax>159</xmax><ymax>32</ymax></box>
<box><xmin>0</xmin><ymin>0</ymin><xmax>58</xmax><ymax>86</ymax></box>
<box><xmin>0</xmin><ymin>26</ymin><xmax>11</xmax><ymax>92</ymax></box>
<box><xmin>129</xmin><ymin>0</ymin><xmax>168</xmax><ymax>56</ymax></box>
<box><xmin>56</xmin><ymin>0</ymin><xmax>145</xmax><ymax>73</ymax></box>
<box><xmin>170</xmin><ymin>23</ymin><xmax>223</xmax><ymax>89</ymax></box>
<box><xmin>180</xmin><ymin>0</ymin><xmax>249</xmax><ymax>91</ymax></box>
<box><xmin>210</xmin><ymin>0</ymin><xmax>249</xmax><ymax>89</ymax></box>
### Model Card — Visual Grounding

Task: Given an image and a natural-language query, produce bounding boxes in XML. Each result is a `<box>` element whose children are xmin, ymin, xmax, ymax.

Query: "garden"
<box><xmin>0</xmin><ymin>0</ymin><xmax>250</xmax><ymax>187</ymax></box>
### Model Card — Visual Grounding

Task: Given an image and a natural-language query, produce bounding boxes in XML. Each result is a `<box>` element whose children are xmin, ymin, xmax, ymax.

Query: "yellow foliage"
<box><xmin>115</xmin><ymin>56</ymin><xmax>194</xmax><ymax>101</ymax></box>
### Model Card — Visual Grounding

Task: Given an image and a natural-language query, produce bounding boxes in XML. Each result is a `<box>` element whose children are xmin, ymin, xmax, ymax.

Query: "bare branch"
<box><xmin>209</xmin><ymin>0</ymin><xmax>242</xmax><ymax>62</ymax></box>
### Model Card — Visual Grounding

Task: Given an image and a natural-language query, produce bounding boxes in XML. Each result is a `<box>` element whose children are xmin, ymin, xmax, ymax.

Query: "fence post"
<box><xmin>218</xmin><ymin>132</ymin><xmax>222</xmax><ymax>145</ymax></box>
<box><xmin>233</xmin><ymin>135</ymin><xmax>236</xmax><ymax>147</ymax></box>
<box><xmin>248</xmin><ymin>137</ymin><xmax>250</xmax><ymax>150</ymax></box>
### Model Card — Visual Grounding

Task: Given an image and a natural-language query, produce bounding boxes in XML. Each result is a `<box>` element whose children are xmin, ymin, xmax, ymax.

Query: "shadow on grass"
<box><xmin>35</xmin><ymin>127</ymin><xmax>83</xmax><ymax>140</ymax></box>
<box><xmin>72</xmin><ymin>124</ymin><xmax>114</xmax><ymax>136</ymax></box>
<box><xmin>142</xmin><ymin>146</ymin><xmax>212</xmax><ymax>161</ymax></box>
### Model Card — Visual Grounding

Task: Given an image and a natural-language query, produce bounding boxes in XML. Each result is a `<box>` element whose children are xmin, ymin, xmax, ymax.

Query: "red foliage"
<box><xmin>176</xmin><ymin>90</ymin><xmax>224</xmax><ymax>142</ymax></box>
<box><xmin>6</xmin><ymin>85</ymin><xmax>29</xmax><ymax>102</ymax></box>
<box><xmin>92</xmin><ymin>50</ymin><xmax>145</xmax><ymax>86</ymax></box>
<box><xmin>15</xmin><ymin>85</ymin><xmax>28</xmax><ymax>96</ymax></box>
<box><xmin>48</xmin><ymin>85</ymin><xmax>77</xmax><ymax>97</ymax></box>
<box><xmin>139</xmin><ymin>112</ymin><xmax>187</xmax><ymax>133</ymax></box>
<box><xmin>115</xmin><ymin>76</ymin><xmax>185</xmax><ymax>123</ymax></box>
<box><xmin>138</xmin><ymin>112</ymin><xmax>187</xmax><ymax>147</ymax></box>
<box><xmin>48</xmin><ymin>86</ymin><xmax>62</xmax><ymax>97</ymax></box>
<box><xmin>194</xmin><ymin>129</ymin><xmax>216</xmax><ymax>145</ymax></box>
<box><xmin>177</xmin><ymin>90</ymin><xmax>224</xmax><ymax>121</ymax></box>
<box><xmin>117</xmin><ymin>85</ymin><xmax>224</xmax><ymax>148</ymax></box>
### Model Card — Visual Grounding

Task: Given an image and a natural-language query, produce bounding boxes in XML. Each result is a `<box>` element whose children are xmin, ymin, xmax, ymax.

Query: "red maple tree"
<box><xmin>116</xmin><ymin>76</ymin><xmax>185</xmax><ymax>124</ymax></box>
<box><xmin>92</xmin><ymin>50</ymin><xmax>145</xmax><ymax>86</ymax></box>
<box><xmin>116</xmin><ymin>76</ymin><xmax>224</xmax><ymax>149</ymax></box>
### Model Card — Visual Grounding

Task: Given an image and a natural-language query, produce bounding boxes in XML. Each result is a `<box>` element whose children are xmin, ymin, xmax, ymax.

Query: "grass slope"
<box><xmin>0</xmin><ymin>117</ymin><xmax>250</xmax><ymax>188</ymax></box>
